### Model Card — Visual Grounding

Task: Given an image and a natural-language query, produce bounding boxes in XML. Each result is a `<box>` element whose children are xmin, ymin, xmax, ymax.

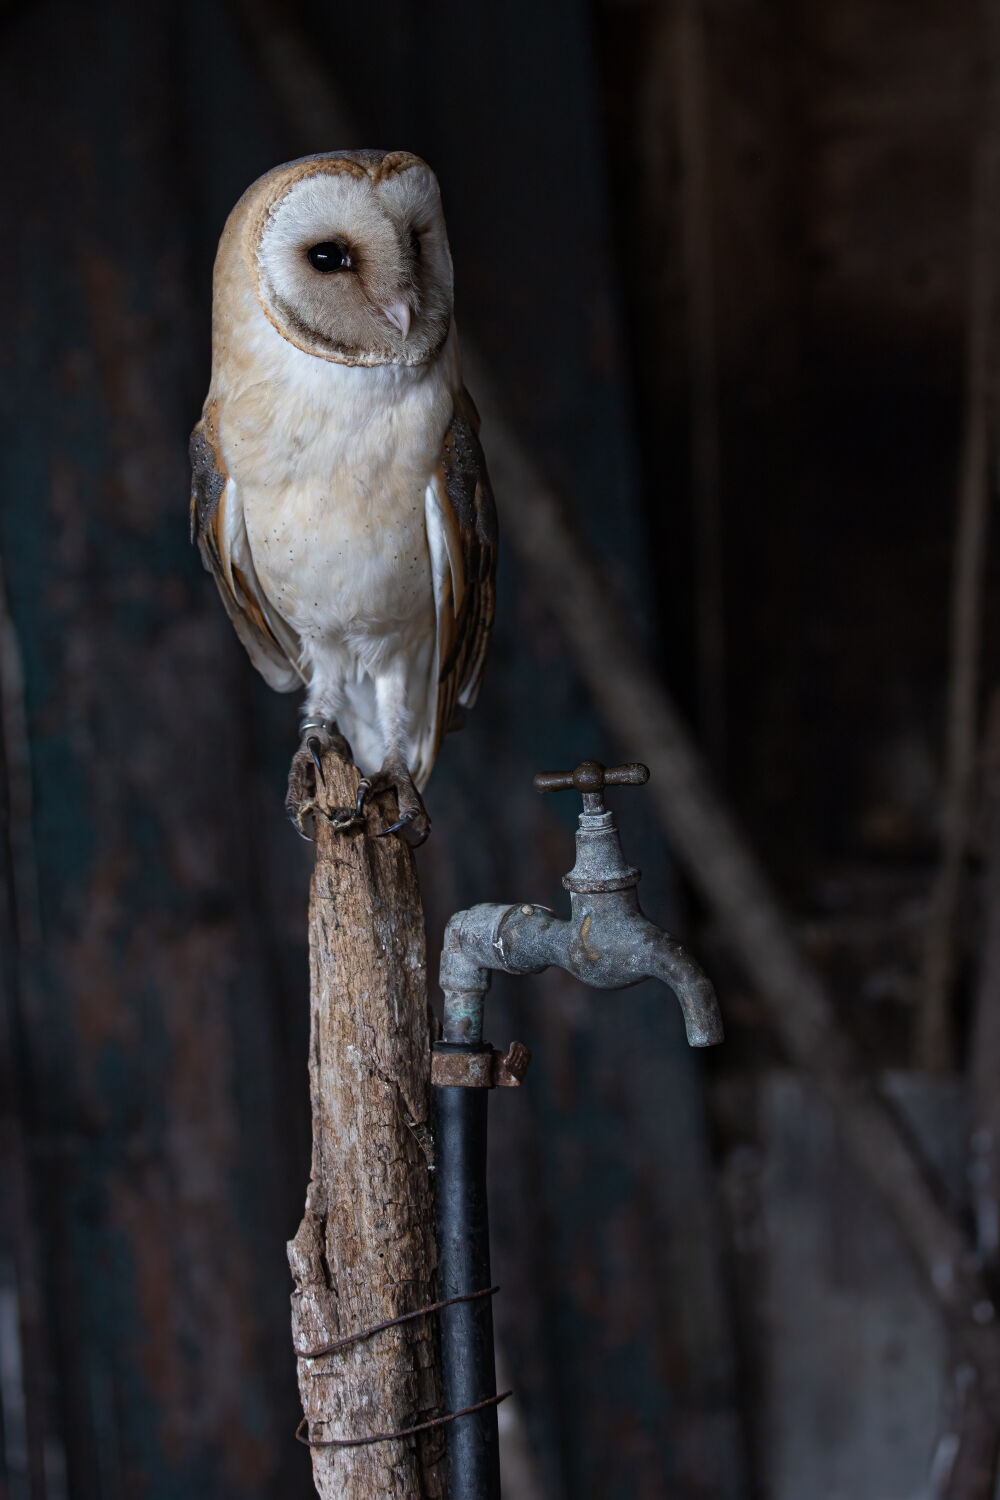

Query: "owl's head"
<box><xmin>241</xmin><ymin>151</ymin><xmax>454</xmax><ymax>368</ymax></box>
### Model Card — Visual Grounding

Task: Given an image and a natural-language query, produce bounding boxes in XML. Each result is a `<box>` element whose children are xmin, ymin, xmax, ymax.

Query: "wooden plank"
<box><xmin>0</xmin><ymin>3</ymin><xmax>313</xmax><ymax>1494</ymax></box>
<box><xmin>0</xmin><ymin>0</ymin><xmax>743</xmax><ymax>1495</ymax></box>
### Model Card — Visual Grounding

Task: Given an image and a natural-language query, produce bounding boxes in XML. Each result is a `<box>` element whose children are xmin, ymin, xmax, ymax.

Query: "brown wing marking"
<box><xmin>189</xmin><ymin>401</ymin><xmax>302</xmax><ymax>693</ymax></box>
<box><xmin>429</xmin><ymin>387</ymin><xmax>498</xmax><ymax>766</ymax></box>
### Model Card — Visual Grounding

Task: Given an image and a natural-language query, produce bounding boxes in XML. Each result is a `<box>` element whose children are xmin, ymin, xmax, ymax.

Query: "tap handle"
<box><xmin>533</xmin><ymin>760</ymin><xmax>650</xmax><ymax>795</ymax></box>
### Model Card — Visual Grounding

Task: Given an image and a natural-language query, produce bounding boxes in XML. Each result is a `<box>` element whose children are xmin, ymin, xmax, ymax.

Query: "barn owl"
<box><xmin>190</xmin><ymin>150</ymin><xmax>497</xmax><ymax>844</ymax></box>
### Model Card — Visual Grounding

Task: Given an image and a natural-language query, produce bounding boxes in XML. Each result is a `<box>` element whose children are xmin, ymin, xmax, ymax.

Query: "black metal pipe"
<box><xmin>433</xmin><ymin>1043</ymin><xmax>501</xmax><ymax>1500</ymax></box>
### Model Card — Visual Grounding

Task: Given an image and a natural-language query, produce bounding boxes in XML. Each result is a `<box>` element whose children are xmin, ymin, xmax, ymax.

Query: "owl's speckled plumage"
<box><xmin>190</xmin><ymin>151</ymin><xmax>496</xmax><ymax>841</ymax></box>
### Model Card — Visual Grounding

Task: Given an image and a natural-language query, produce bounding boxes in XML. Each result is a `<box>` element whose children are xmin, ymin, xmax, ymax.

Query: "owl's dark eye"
<box><xmin>307</xmin><ymin>241</ymin><xmax>352</xmax><ymax>273</ymax></box>
<box><xmin>409</xmin><ymin>228</ymin><xmax>422</xmax><ymax>261</ymax></box>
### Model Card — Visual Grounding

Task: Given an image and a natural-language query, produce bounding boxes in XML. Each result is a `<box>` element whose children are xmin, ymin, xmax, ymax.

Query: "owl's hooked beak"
<box><xmin>377</xmin><ymin>299</ymin><xmax>412</xmax><ymax>340</ymax></box>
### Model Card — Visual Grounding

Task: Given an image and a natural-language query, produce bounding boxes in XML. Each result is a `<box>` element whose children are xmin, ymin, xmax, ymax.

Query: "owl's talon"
<box><xmin>377</xmin><ymin>808</ymin><xmax>430</xmax><ymax>847</ymax></box>
<box><xmin>285</xmin><ymin>723</ymin><xmax>354</xmax><ymax>840</ymax></box>
<box><xmin>314</xmin><ymin>776</ymin><xmax>372</xmax><ymax>836</ymax></box>
<box><xmin>355</xmin><ymin>762</ymin><xmax>431</xmax><ymax>845</ymax></box>
<box><xmin>385</xmin><ymin>817</ymin><xmax>430</xmax><ymax>848</ymax></box>
<box><xmin>307</xmin><ymin>736</ymin><xmax>325</xmax><ymax>784</ymax></box>
<box><xmin>324</xmin><ymin>806</ymin><xmax>366</xmax><ymax>834</ymax></box>
<box><xmin>286</xmin><ymin>797</ymin><xmax>317</xmax><ymax>842</ymax></box>
<box><xmin>379</xmin><ymin>815</ymin><xmax>409</xmax><ymax>838</ymax></box>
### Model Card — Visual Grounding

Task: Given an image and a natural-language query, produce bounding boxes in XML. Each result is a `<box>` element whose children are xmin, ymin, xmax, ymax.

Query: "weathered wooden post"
<box><xmin>288</xmin><ymin>749</ymin><xmax>445</xmax><ymax>1498</ymax></box>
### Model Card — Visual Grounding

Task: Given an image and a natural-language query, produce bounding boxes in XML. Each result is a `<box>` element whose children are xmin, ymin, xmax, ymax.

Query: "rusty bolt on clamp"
<box><xmin>430</xmin><ymin>1041</ymin><xmax>531</xmax><ymax>1088</ymax></box>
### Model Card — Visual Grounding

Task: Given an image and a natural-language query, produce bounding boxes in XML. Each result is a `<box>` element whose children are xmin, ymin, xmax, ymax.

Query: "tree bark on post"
<box><xmin>288</xmin><ymin>749</ymin><xmax>445</xmax><ymax>1498</ymax></box>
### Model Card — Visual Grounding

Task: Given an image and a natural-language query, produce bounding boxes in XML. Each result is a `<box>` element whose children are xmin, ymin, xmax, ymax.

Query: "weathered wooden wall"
<box><xmin>0</xmin><ymin>0</ymin><xmax>736</xmax><ymax>1496</ymax></box>
<box><xmin>597</xmin><ymin>0</ymin><xmax>1000</xmax><ymax>1495</ymax></box>
<box><xmin>2</xmin><ymin>0</ymin><xmax>997</xmax><ymax>1496</ymax></box>
<box><xmin>0</xmin><ymin>3</ymin><xmax>314</xmax><ymax>1495</ymax></box>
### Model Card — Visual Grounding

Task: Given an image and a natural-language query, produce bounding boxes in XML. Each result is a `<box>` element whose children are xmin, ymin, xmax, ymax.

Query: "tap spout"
<box><xmin>641</xmin><ymin>925</ymin><xmax>724</xmax><ymax>1047</ymax></box>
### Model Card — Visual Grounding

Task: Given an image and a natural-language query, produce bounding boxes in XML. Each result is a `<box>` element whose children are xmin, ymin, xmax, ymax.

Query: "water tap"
<box><xmin>432</xmin><ymin>759</ymin><xmax>724</xmax><ymax>1066</ymax></box>
<box><xmin>430</xmin><ymin>761</ymin><xmax>724</xmax><ymax>1497</ymax></box>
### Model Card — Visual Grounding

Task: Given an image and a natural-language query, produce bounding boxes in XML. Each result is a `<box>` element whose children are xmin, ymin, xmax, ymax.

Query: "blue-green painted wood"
<box><xmin>0</xmin><ymin>1</ymin><xmax>741</xmax><ymax>1496</ymax></box>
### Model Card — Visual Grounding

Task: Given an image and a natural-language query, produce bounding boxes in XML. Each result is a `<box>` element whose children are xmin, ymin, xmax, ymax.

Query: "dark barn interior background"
<box><xmin>3</xmin><ymin>0</ymin><xmax>1000</xmax><ymax>1496</ymax></box>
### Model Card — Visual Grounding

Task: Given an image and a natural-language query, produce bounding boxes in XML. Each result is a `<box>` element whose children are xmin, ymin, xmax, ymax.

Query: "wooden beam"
<box><xmin>918</xmin><ymin>0</ymin><xmax>1000</xmax><ymax>1070</ymax></box>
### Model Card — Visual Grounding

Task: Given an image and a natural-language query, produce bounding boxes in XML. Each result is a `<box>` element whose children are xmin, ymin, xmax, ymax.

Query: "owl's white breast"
<box><xmin>215</xmin><ymin>303</ymin><xmax>460</xmax><ymax>668</ymax></box>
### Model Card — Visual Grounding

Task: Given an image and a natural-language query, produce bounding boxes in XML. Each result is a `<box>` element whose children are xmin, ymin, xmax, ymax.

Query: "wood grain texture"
<box><xmin>289</xmin><ymin>750</ymin><xmax>445</xmax><ymax>1498</ymax></box>
<box><xmin>0</xmin><ymin>4</ymin><xmax>317</xmax><ymax>1495</ymax></box>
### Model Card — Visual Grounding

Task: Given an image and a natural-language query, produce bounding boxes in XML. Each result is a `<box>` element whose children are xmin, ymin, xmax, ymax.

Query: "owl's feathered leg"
<box><xmin>352</xmin><ymin>660</ymin><xmax>431</xmax><ymax>846</ymax></box>
<box><xmin>285</xmin><ymin>715</ymin><xmax>355</xmax><ymax>841</ymax></box>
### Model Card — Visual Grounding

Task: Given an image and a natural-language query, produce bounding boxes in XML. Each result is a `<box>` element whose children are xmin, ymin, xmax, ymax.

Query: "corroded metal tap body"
<box><xmin>433</xmin><ymin>762</ymin><xmax>723</xmax><ymax>1499</ymax></box>
<box><xmin>438</xmin><ymin>761</ymin><xmax>724</xmax><ymax>1048</ymax></box>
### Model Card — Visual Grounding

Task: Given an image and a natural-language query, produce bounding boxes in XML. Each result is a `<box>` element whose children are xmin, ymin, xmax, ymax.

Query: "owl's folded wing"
<box><xmin>189</xmin><ymin>403</ymin><xmax>303</xmax><ymax>693</ymax></box>
<box><xmin>424</xmin><ymin>387</ymin><xmax>498</xmax><ymax>772</ymax></box>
